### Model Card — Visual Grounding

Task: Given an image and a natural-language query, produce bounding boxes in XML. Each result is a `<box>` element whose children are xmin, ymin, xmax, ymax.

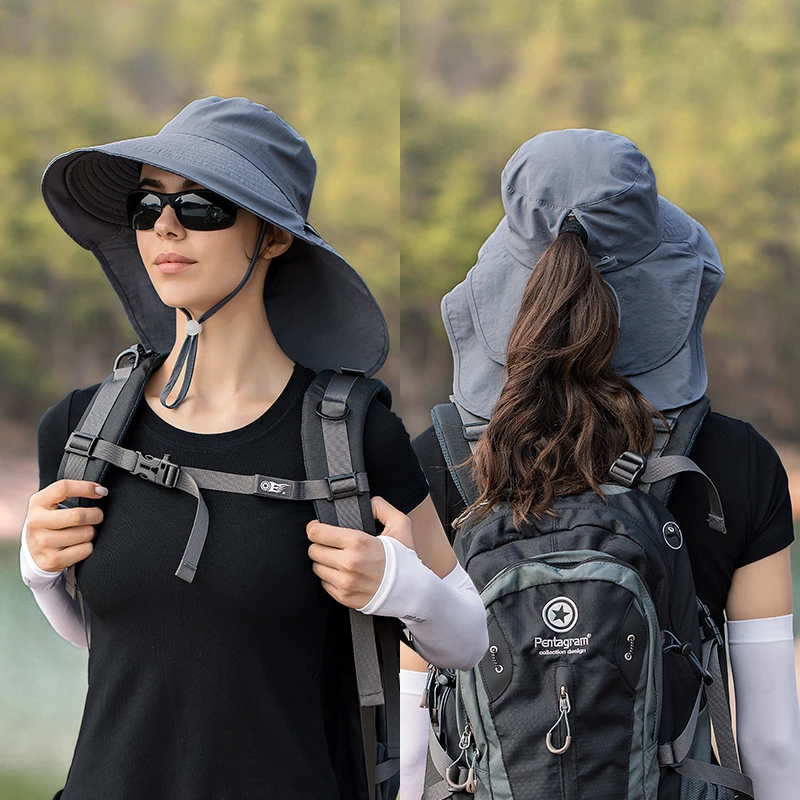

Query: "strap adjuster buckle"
<box><xmin>65</xmin><ymin>431</ymin><xmax>98</xmax><ymax>458</ymax></box>
<box><xmin>326</xmin><ymin>472</ymin><xmax>360</xmax><ymax>500</ymax></box>
<box><xmin>132</xmin><ymin>452</ymin><xmax>180</xmax><ymax>488</ymax></box>
<box><xmin>696</xmin><ymin>598</ymin><xmax>724</xmax><ymax>648</ymax></box>
<box><xmin>462</xmin><ymin>421</ymin><xmax>487</xmax><ymax>442</ymax></box>
<box><xmin>609</xmin><ymin>451</ymin><xmax>647</xmax><ymax>488</ymax></box>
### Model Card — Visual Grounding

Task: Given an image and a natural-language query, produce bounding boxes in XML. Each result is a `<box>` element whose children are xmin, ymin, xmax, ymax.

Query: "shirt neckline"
<box><xmin>137</xmin><ymin>363</ymin><xmax>313</xmax><ymax>450</ymax></box>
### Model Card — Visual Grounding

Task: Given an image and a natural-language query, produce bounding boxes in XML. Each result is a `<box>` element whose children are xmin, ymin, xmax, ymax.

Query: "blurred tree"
<box><xmin>401</xmin><ymin>0</ymin><xmax>800</xmax><ymax>438</ymax></box>
<box><xmin>0</xmin><ymin>0</ymin><xmax>399</xmax><ymax>420</ymax></box>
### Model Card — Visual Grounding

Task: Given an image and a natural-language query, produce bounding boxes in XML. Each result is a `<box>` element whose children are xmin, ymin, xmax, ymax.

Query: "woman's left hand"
<box><xmin>306</xmin><ymin>526</ymin><xmax>384</xmax><ymax>610</ymax></box>
<box><xmin>306</xmin><ymin>496</ymin><xmax>412</xmax><ymax>608</ymax></box>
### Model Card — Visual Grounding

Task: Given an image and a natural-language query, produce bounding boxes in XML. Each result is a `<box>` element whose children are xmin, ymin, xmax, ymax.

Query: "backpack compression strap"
<box><xmin>301</xmin><ymin>369</ymin><xmax>400</xmax><ymax>800</ymax></box>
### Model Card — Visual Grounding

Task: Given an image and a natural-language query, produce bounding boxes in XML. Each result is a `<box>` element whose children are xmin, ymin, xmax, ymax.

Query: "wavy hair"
<box><xmin>462</xmin><ymin>226</ymin><xmax>660</xmax><ymax>529</ymax></box>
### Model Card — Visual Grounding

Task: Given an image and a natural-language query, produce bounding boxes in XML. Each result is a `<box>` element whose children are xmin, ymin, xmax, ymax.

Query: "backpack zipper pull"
<box><xmin>446</xmin><ymin>724</ymin><xmax>478</xmax><ymax>792</ymax></box>
<box><xmin>465</xmin><ymin>749</ymin><xmax>480</xmax><ymax>793</ymax></box>
<box><xmin>421</xmin><ymin>664</ymin><xmax>435</xmax><ymax>708</ymax></box>
<box><xmin>546</xmin><ymin>685</ymin><xmax>572</xmax><ymax>755</ymax></box>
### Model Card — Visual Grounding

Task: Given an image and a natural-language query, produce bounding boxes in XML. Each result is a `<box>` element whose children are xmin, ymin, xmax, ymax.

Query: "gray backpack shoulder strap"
<box><xmin>58</xmin><ymin>345</ymin><xmax>165</xmax><ymax>490</ymax></box>
<box><xmin>610</xmin><ymin>395</ymin><xmax>727</xmax><ymax>533</ymax></box>
<box><xmin>57</xmin><ymin>346</ymin><xmax>164</xmax><ymax>602</ymax></box>
<box><xmin>430</xmin><ymin>400</ymin><xmax>487</xmax><ymax>506</ymax></box>
<box><xmin>301</xmin><ymin>369</ymin><xmax>399</xmax><ymax>800</ymax></box>
<box><xmin>648</xmin><ymin>395</ymin><xmax>711</xmax><ymax>506</ymax></box>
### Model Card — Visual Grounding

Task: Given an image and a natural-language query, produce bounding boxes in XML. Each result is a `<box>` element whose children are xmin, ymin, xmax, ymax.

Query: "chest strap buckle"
<box><xmin>132</xmin><ymin>452</ymin><xmax>181</xmax><ymax>489</ymax></box>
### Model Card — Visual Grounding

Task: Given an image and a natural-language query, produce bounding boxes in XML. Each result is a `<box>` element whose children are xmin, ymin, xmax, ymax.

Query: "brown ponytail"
<box><xmin>462</xmin><ymin>229</ymin><xmax>659</xmax><ymax>529</ymax></box>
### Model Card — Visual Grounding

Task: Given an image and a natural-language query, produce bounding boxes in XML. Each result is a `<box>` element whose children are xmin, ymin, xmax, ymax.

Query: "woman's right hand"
<box><xmin>24</xmin><ymin>480</ymin><xmax>108</xmax><ymax>573</ymax></box>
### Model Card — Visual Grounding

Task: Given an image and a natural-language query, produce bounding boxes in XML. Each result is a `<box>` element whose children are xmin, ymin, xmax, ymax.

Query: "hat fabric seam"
<box><xmin>504</xmin><ymin>153</ymin><xmax>648</xmax><ymax>209</ymax></box>
<box><xmin>158</xmin><ymin>131</ymin><xmax>302</xmax><ymax>215</ymax></box>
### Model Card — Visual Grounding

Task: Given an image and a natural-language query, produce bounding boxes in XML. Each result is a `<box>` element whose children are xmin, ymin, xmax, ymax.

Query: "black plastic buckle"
<box><xmin>131</xmin><ymin>452</ymin><xmax>180</xmax><ymax>488</ymax></box>
<box><xmin>696</xmin><ymin>598</ymin><xmax>724</xmax><ymax>648</ymax></box>
<box><xmin>326</xmin><ymin>472</ymin><xmax>360</xmax><ymax>500</ymax></box>
<box><xmin>65</xmin><ymin>431</ymin><xmax>98</xmax><ymax>458</ymax></box>
<box><xmin>609</xmin><ymin>451</ymin><xmax>647</xmax><ymax>488</ymax></box>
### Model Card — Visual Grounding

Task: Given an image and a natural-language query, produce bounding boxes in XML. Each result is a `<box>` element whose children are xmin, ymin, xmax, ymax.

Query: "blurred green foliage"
<box><xmin>402</xmin><ymin>0</ymin><xmax>800</xmax><ymax>438</ymax></box>
<box><xmin>2</xmin><ymin>0</ymin><xmax>800</xmax><ymax>439</ymax></box>
<box><xmin>0</xmin><ymin>0</ymin><xmax>399</xmax><ymax>419</ymax></box>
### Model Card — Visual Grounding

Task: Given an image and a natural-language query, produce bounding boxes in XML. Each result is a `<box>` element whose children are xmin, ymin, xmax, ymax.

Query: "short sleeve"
<box><xmin>362</xmin><ymin>399</ymin><xmax>429</xmax><ymax>514</ymax></box>
<box><xmin>412</xmin><ymin>425</ymin><xmax>468</xmax><ymax>538</ymax></box>
<box><xmin>37</xmin><ymin>386</ymin><xmax>100</xmax><ymax>490</ymax></box>
<box><xmin>739</xmin><ymin>423</ymin><xmax>795</xmax><ymax>567</ymax></box>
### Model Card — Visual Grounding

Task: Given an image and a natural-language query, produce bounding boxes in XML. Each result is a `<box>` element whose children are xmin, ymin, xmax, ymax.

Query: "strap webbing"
<box><xmin>62</xmin><ymin>363</ymin><xmax>134</xmax><ymax>481</ymax></box>
<box><xmin>658</xmin><ymin>639</ymin><xmax>751</xmax><ymax>796</ymax></box>
<box><xmin>422</xmin><ymin>724</ymin><xmax>465</xmax><ymax>799</ymax></box>
<box><xmin>650</xmin><ymin>396</ymin><xmax>711</xmax><ymax>507</ymax></box>
<box><xmin>640</xmin><ymin>455</ymin><xmax>726</xmax><ymax>533</ymax></box>
<box><xmin>706</xmin><ymin>642</ymin><xmax>741</xmax><ymax>772</ymax></box>
<box><xmin>67</xmin><ymin>437</ymin><xmax>372</xmax><ymax>583</ymax></box>
<box><xmin>674</xmin><ymin>759</ymin><xmax>754</xmax><ymax>798</ymax></box>
<box><xmin>658</xmin><ymin>639</ymin><xmax>716</xmax><ymax>767</ymax></box>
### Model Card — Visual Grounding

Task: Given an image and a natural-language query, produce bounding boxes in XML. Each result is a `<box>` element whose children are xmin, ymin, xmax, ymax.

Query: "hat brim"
<box><xmin>41</xmin><ymin>142</ymin><xmax>389</xmax><ymax>376</ymax></box>
<box><xmin>444</xmin><ymin>198</ymin><xmax>723</xmax><ymax>417</ymax></box>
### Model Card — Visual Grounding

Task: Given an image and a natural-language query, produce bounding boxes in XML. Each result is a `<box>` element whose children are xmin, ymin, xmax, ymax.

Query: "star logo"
<box><xmin>542</xmin><ymin>596</ymin><xmax>579</xmax><ymax>633</ymax></box>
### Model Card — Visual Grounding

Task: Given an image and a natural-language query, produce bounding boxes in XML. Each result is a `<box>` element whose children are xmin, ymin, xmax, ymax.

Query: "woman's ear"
<box><xmin>261</xmin><ymin>228</ymin><xmax>294</xmax><ymax>259</ymax></box>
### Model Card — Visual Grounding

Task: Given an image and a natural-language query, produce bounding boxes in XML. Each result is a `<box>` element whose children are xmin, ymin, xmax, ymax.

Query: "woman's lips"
<box><xmin>154</xmin><ymin>252</ymin><xmax>196</xmax><ymax>274</ymax></box>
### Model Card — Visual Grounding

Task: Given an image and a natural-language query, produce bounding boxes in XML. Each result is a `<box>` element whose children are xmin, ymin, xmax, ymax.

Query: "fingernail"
<box><xmin>95</xmin><ymin>486</ymin><xmax>108</xmax><ymax>497</ymax></box>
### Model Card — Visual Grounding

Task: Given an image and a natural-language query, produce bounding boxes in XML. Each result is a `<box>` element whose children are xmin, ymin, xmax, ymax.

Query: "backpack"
<box><xmin>422</xmin><ymin>397</ymin><xmax>754</xmax><ymax>800</ymax></box>
<box><xmin>55</xmin><ymin>344</ymin><xmax>400</xmax><ymax>800</ymax></box>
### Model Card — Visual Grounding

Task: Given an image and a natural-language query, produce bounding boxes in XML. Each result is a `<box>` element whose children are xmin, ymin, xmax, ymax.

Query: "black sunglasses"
<box><xmin>126</xmin><ymin>189</ymin><xmax>239</xmax><ymax>231</ymax></box>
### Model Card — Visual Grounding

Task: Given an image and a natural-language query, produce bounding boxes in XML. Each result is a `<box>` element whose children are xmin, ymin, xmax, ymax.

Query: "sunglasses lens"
<box><xmin>127</xmin><ymin>192</ymin><xmax>163</xmax><ymax>230</ymax></box>
<box><xmin>175</xmin><ymin>193</ymin><xmax>237</xmax><ymax>231</ymax></box>
<box><xmin>126</xmin><ymin>190</ymin><xmax>238</xmax><ymax>231</ymax></box>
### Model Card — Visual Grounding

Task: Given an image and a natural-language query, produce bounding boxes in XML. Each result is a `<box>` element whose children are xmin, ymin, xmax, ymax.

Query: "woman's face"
<box><xmin>134</xmin><ymin>165</ymin><xmax>291</xmax><ymax>316</ymax></box>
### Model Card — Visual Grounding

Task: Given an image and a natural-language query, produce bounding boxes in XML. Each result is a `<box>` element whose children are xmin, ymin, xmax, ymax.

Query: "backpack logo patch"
<box><xmin>260</xmin><ymin>480</ymin><xmax>290</xmax><ymax>495</ymax></box>
<box><xmin>542</xmin><ymin>596</ymin><xmax>579</xmax><ymax>633</ymax></box>
<box><xmin>662</xmin><ymin>521</ymin><xmax>683</xmax><ymax>550</ymax></box>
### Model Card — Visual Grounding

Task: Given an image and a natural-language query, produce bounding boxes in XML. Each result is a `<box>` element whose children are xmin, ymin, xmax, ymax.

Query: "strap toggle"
<box><xmin>609</xmin><ymin>451</ymin><xmax>647</xmax><ymax>488</ymax></box>
<box><xmin>131</xmin><ymin>452</ymin><xmax>181</xmax><ymax>488</ymax></box>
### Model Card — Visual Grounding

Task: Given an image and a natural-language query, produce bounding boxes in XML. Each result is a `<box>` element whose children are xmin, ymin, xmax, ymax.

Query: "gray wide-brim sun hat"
<box><xmin>442</xmin><ymin>128</ymin><xmax>724</xmax><ymax>418</ymax></box>
<box><xmin>41</xmin><ymin>95</ymin><xmax>388</xmax><ymax>376</ymax></box>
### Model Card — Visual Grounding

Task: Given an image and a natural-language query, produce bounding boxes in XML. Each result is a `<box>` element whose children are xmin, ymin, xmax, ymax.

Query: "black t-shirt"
<box><xmin>38</xmin><ymin>364</ymin><xmax>429</xmax><ymax>800</ymax></box>
<box><xmin>412</xmin><ymin>411</ymin><xmax>794</xmax><ymax>631</ymax></box>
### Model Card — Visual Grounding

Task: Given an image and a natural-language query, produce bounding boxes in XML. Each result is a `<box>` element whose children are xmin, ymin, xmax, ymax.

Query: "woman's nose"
<box><xmin>153</xmin><ymin>203</ymin><xmax>186</xmax><ymax>238</ymax></box>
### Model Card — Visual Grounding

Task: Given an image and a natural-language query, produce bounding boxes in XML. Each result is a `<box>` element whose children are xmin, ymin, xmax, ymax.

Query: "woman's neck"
<box><xmin>145</xmin><ymin>298</ymin><xmax>296</xmax><ymax>433</ymax></box>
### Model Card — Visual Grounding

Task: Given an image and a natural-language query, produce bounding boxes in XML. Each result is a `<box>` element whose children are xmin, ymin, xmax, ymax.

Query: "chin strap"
<box><xmin>160</xmin><ymin>220</ymin><xmax>269</xmax><ymax>409</ymax></box>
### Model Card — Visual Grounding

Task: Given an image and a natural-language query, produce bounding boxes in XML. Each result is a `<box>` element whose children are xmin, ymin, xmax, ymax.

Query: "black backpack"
<box><xmin>422</xmin><ymin>398</ymin><xmax>754</xmax><ymax>800</ymax></box>
<box><xmin>56</xmin><ymin>344</ymin><xmax>400</xmax><ymax>800</ymax></box>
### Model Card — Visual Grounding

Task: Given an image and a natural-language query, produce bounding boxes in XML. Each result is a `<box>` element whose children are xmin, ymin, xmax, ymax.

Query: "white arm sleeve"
<box><xmin>358</xmin><ymin>535</ymin><xmax>488</xmax><ymax>670</ymax></box>
<box><xmin>400</xmin><ymin>668</ymin><xmax>430</xmax><ymax>800</ymax></box>
<box><xmin>727</xmin><ymin>614</ymin><xmax>800</xmax><ymax>800</ymax></box>
<box><xmin>19</xmin><ymin>524</ymin><xmax>89</xmax><ymax>648</ymax></box>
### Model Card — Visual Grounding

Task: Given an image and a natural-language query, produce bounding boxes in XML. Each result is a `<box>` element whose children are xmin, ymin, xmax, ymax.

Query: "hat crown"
<box><xmin>161</xmin><ymin>96</ymin><xmax>316</xmax><ymax>218</ymax></box>
<box><xmin>501</xmin><ymin>129</ymin><xmax>662</xmax><ymax>268</ymax></box>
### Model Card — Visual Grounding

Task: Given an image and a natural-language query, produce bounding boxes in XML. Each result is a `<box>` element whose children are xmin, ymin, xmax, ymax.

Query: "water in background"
<box><xmin>2</xmin><ymin>539</ymin><xmax>800</xmax><ymax>797</ymax></box>
<box><xmin>0</xmin><ymin>544</ymin><xmax>86</xmax><ymax>798</ymax></box>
